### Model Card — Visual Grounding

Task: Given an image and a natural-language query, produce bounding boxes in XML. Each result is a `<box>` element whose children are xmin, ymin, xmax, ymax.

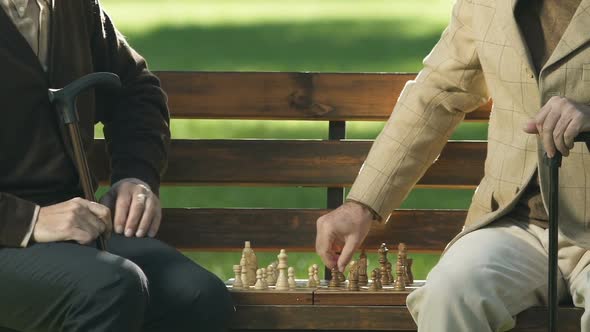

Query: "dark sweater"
<box><xmin>0</xmin><ymin>0</ymin><xmax>170</xmax><ymax>247</ymax></box>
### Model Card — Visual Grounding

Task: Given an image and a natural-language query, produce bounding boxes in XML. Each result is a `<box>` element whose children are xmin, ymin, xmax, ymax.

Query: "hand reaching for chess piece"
<box><xmin>315</xmin><ymin>201</ymin><xmax>376</xmax><ymax>272</ymax></box>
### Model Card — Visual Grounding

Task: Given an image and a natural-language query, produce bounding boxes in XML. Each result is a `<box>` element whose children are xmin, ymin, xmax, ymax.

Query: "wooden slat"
<box><xmin>230</xmin><ymin>289</ymin><xmax>314</xmax><ymax>305</ymax></box>
<box><xmin>90</xmin><ymin>140</ymin><xmax>486</xmax><ymax>188</ymax></box>
<box><xmin>156</xmin><ymin>72</ymin><xmax>491</xmax><ymax>122</ymax></box>
<box><xmin>156</xmin><ymin>208</ymin><xmax>466</xmax><ymax>251</ymax></box>
<box><xmin>231</xmin><ymin>305</ymin><xmax>416</xmax><ymax>330</ymax></box>
<box><xmin>229</xmin><ymin>305</ymin><xmax>582</xmax><ymax>331</ymax></box>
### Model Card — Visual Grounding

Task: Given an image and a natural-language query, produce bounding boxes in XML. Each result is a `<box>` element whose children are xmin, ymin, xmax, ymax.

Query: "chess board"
<box><xmin>227</xmin><ymin>279</ymin><xmax>425</xmax><ymax>306</ymax></box>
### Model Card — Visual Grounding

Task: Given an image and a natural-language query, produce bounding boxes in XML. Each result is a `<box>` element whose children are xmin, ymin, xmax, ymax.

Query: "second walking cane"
<box><xmin>48</xmin><ymin>72</ymin><xmax>122</xmax><ymax>251</ymax></box>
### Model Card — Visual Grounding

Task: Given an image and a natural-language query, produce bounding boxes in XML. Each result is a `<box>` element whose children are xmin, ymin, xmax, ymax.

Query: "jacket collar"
<box><xmin>501</xmin><ymin>0</ymin><xmax>590</xmax><ymax>77</ymax></box>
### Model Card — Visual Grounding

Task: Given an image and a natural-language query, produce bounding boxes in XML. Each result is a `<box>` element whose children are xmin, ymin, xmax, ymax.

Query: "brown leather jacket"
<box><xmin>0</xmin><ymin>0</ymin><xmax>170</xmax><ymax>247</ymax></box>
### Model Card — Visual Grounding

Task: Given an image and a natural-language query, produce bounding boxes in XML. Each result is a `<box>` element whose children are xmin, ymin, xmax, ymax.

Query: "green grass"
<box><xmin>96</xmin><ymin>0</ymin><xmax>476</xmax><ymax>281</ymax></box>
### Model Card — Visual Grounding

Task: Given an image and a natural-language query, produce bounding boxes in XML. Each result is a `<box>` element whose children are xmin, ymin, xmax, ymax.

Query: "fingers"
<box><xmin>66</xmin><ymin>198</ymin><xmax>107</xmax><ymax>244</ymax></box>
<box><xmin>147</xmin><ymin>206</ymin><xmax>162</xmax><ymax>238</ymax></box>
<box><xmin>337</xmin><ymin>236</ymin><xmax>360</xmax><ymax>272</ymax></box>
<box><xmin>542</xmin><ymin>110</ymin><xmax>561</xmax><ymax>158</ymax></box>
<box><xmin>554</xmin><ymin>116</ymin><xmax>572</xmax><ymax>157</ymax></box>
<box><xmin>316</xmin><ymin>217</ymin><xmax>338</xmax><ymax>269</ymax></box>
<box><xmin>527</xmin><ymin>97</ymin><xmax>590</xmax><ymax>158</ymax></box>
<box><xmin>86</xmin><ymin>201</ymin><xmax>112</xmax><ymax>236</ymax></box>
<box><xmin>123</xmin><ymin>190</ymin><xmax>147</xmax><ymax>237</ymax></box>
<box><xmin>113</xmin><ymin>190</ymin><xmax>132</xmax><ymax>234</ymax></box>
<box><xmin>136</xmin><ymin>196</ymin><xmax>161</xmax><ymax>237</ymax></box>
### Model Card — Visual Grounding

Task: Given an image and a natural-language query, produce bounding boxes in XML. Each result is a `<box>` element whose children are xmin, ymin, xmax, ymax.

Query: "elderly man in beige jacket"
<box><xmin>315</xmin><ymin>0</ymin><xmax>590</xmax><ymax>330</ymax></box>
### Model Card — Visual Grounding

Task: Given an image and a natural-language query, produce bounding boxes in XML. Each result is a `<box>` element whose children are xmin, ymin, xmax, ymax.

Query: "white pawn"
<box><xmin>307</xmin><ymin>266</ymin><xmax>317</xmax><ymax>287</ymax></box>
<box><xmin>288</xmin><ymin>267</ymin><xmax>297</xmax><ymax>289</ymax></box>
<box><xmin>261</xmin><ymin>267</ymin><xmax>268</xmax><ymax>288</ymax></box>
<box><xmin>266</xmin><ymin>264</ymin><xmax>276</xmax><ymax>286</ymax></box>
<box><xmin>312</xmin><ymin>264</ymin><xmax>320</xmax><ymax>284</ymax></box>
<box><xmin>240</xmin><ymin>254</ymin><xmax>249</xmax><ymax>288</ymax></box>
<box><xmin>254</xmin><ymin>269</ymin><xmax>266</xmax><ymax>290</ymax></box>
<box><xmin>275</xmin><ymin>249</ymin><xmax>290</xmax><ymax>291</ymax></box>
<box><xmin>233</xmin><ymin>265</ymin><xmax>243</xmax><ymax>289</ymax></box>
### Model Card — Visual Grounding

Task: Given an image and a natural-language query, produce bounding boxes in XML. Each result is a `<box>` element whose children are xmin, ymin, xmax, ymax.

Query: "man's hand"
<box><xmin>524</xmin><ymin>96</ymin><xmax>590</xmax><ymax>157</ymax></box>
<box><xmin>99</xmin><ymin>179</ymin><xmax>161</xmax><ymax>238</ymax></box>
<box><xmin>33</xmin><ymin>197</ymin><xmax>112</xmax><ymax>244</ymax></box>
<box><xmin>315</xmin><ymin>201</ymin><xmax>374</xmax><ymax>272</ymax></box>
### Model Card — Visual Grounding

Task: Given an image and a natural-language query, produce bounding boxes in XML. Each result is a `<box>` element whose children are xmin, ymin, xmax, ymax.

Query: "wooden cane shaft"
<box><xmin>67</xmin><ymin>124</ymin><xmax>107</xmax><ymax>250</ymax></box>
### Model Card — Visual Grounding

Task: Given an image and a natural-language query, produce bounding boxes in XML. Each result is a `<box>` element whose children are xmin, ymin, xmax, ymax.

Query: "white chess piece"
<box><xmin>254</xmin><ymin>269</ymin><xmax>266</xmax><ymax>290</ymax></box>
<box><xmin>307</xmin><ymin>266</ymin><xmax>316</xmax><ymax>287</ymax></box>
<box><xmin>240</xmin><ymin>254</ymin><xmax>249</xmax><ymax>288</ymax></box>
<box><xmin>312</xmin><ymin>264</ymin><xmax>320</xmax><ymax>284</ymax></box>
<box><xmin>288</xmin><ymin>267</ymin><xmax>296</xmax><ymax>289</ymax></box>
<box><xmin>261</xmin><ymin>267</ymin><xmax>268</xmax><ymax>288</ymax></box>
<box><xmin>275</xmin><ymin>249</ymin><xmax>289</xmax><ymax>291</ymax></box>
<box><xmin>242</xmin><ymin>241</ymin><xmax>258</xmax><ymax>286</ymax></box>
<box><xmin>266</xmin><ymin>264</ymin><xmax>276</xmax><ymax>286</ymax></box>
<box><xmin>233</xmin><ymin>265</ymin><xmax>243</xmax><ymax>289</ymax></box>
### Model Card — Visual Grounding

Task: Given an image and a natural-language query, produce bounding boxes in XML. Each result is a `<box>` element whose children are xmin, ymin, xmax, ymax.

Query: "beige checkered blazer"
<box><xmin>348</xmin><ymin>0</ymin><xmax>590</xmax><ymax>249</ymax></box>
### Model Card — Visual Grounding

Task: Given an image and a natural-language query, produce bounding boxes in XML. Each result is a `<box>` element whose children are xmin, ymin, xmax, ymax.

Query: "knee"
<box><xmin>174</xmin><ymin>266</ymin><xmax>234</xmax><ymax>330</ymax></box>
<box><xmin>425</xmin><ymin>262</ymin><xmax>499</xmax><ymax>307</ymax></box>
<box><xmin>73</xmin><ymin>255</ymin><xmax>149</xmax><ymax>316</ymax></box>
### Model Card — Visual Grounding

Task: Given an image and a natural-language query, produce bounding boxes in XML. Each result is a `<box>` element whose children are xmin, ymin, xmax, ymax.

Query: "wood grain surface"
<box><xmin>155</xmin><ymin>71</ymin><xmax>491</xmax><ymax>122</ymax></box>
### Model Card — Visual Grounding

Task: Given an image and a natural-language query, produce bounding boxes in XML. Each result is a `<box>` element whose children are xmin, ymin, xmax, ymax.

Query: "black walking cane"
<box><xmin>546</xmin><ymin>132</ymin><xmax>590</xmax><ymax>332</ymax></box>
<box><xmin>48</xmin><ymin>72</ymin><xmax>122</xmax><ymax>251</ymax></box>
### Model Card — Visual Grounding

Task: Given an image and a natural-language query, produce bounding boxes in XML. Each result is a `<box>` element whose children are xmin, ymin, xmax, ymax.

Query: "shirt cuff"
<box><xmin>20</xmin><ymin>205</ymin><xmax>40</xmax><ymax>247</ymax></box>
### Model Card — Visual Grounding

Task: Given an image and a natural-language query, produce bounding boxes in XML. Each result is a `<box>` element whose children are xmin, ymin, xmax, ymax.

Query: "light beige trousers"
<box><xmin>406</xmin><ymin>217</ymin><xmax>590</xmax><ymax>331</ymax></box>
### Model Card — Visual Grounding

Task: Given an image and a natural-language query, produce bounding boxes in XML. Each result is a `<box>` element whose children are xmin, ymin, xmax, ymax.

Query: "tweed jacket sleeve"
<box><xmin>347</xmin><ymin>0</ymin><xmax>489</xmax><ymax>221</ymax></box>
<box><xmin>89</xmin><ymin>0</ymin><xmax>170</xmax><ymax>195</ymax></box>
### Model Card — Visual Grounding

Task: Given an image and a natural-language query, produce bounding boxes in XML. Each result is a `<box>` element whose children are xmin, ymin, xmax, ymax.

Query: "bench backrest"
<box><xmin>89</xmin><ymin>72</ymin><xmax>489</xmax><ymax>252</ymax></box>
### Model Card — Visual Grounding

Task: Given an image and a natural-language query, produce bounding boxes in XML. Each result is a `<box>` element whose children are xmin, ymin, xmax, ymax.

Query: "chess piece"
<box><xmin>271</xmin><ymin>261</ymin><xmax>279</xmax><ymax>280</ymax></box>
<box><xmin>348</xmin><ymin>261</ymin><xmax>360</xmax><ymax>291</ymax></box>
<box><xmin>380</xmin><ymin>265</ymin><xmax>389</xmax><ymax>286</ymax></box>
<box><xmin>328</xmin><ymin>267</ymin><xmax>340</xmax><ymax>288</ymax></box>
<box><xmin>407</xmin><ymin>258</ymin><xmax>414</xmax><ymax>285</ymax></box>
<box><xmin>398</xmin><ymin>243</ymin><xmax>410</xmax><ymax>285</ymax></box>
<box><xmin>378</xmin><ymin>243</ymin><xmax>391</xmax><ymax>285</ymax></box>
<box><xmin>275</xmin><ymin>249</ymin><xmax>290</xmax><ymax>291</ymax></box>
<box><xmin>394</xmin><ymin>254</ymin><xmax>406</xmax><ymax>291</ymax></box>
<box><xmin>266</xmin><ymin>264</ymin><xmax>277</xmax><ymax>286</ymax></box>
<box><xmin>375</xmin><ymin>268</ymin><xmax>383</xmax><ymax>289</ymax></box>
<box><xmin>312</xmin><ymin>264</ymin><xmax>320</xmax><ymax>284</ymax></box>
<box><xmin>386</xmin><ymin>261</ymin><xmax>394</xmax><ymax>284</ymax></box>
<box><xmin>307</xmin><ymin>266</ymin><xmax>317</xmax><ymax>287</ymax></box>
<box><xmin>368</xmin><ymin>269</ymin><xmax>379</xmax><ymax>291</ymax></box>
<box><xmin>337</xmin><ymin>271</ymin><xmax>346</xmax><ymax>283</ymax></box>
<box><xmin>254</xmin><ymin>269</ymin><xmax>267</xmax><ymax>290</ymax></box>
<box><xmin>240</xmin><ymin>254</ymin><xmax>249</xmax><ymax>288</ymax></box>
<box><xmin>242</xmin><ymin>241</ymin><xmax>258</xmax><ymax>286</ymax></box>
<box><xmin>261</xmin><ymin>267</ymin><xmax>268</xmax><ymax>288</ymax></box>
<box><xmin>233</xmin><ymin>265</ymin><xmax>243</xmax><ymax>289</ymax></box>
<box><xmin>288</xmin><ymin>267</ymin><xmax>296</xmax><ymax>289</ymax></box>
<box><xmin>358</xmin><ymin>249</ymin><xmax>368</xmax><ymax>286</ymax></box>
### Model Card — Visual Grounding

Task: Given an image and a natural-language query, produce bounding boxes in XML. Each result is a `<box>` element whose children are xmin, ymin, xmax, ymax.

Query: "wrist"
<box><xmin>344</xmin><ymin>200</ymin><xmax>381</xmax><ymax>223</ymax></box>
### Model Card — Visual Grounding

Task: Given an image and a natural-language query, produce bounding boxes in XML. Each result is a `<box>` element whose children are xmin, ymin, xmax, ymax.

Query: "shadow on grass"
<box><xmin>124</xmin><ymin>19</ymin><xmax>444</xmax><ymax>72</ymax></box>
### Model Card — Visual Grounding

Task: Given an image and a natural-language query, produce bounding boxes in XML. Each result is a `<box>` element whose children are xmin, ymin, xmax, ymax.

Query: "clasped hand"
<box><xmin>523</xmin><ymin>96</ymin><xmax>590</xmax><ymax>157</ymax></box>
<box><xmin>32</xmin><ymin>179</ymin><xmax>162</xmax><ymax>245</ymax></box>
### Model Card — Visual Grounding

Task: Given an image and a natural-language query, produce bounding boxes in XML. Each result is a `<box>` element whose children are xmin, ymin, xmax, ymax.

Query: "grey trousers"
<box><xmin>407</xmin><ymin>217</ymin><xmax>590</xmax><ymax>332</ymax></box>
<box><xmin>0</xmin><ymin>235</ymin><xmax>233</xmax><ymax>332</ymax></box>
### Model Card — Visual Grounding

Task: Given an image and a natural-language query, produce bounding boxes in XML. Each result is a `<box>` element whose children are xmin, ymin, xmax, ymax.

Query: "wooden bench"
<box><xmin>89</xmin><ymin>71</ymin><xmax>582</xmax><ymax>331</ymax></box>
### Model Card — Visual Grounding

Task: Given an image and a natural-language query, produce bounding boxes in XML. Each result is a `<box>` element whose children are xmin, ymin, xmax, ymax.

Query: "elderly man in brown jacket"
<box><xmin>316</xmin><ymin>0</ymin><xmax>590</xmax><ymax>330</ymax></box>
<box><xmin>0</xmin><ymin>1</ymin><xmax>232</xmax><ymax>331</ymax></box>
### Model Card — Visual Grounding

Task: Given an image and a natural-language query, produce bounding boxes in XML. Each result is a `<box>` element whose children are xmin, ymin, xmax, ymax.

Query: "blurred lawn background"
<box><xmin>99</xmin><ymin>0</ymin><xmax>487</xmax><ymax>280</ymax></box>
